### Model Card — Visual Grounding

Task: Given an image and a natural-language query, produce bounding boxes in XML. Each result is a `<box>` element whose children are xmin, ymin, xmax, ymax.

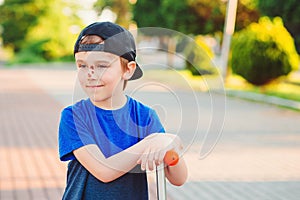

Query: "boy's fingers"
<box><xmin>140</xmin><ymin>151</ymin><xmax>149</xmax><ymax>171</ymax></box>
<box><xmin>154</xmin><ymin>152</ymin><xmax>161</xmax><ymax>166</ymax></box>
<box><xmin>159</xmin><ymin>150</ymin><xmax>166</xmax><ymax>164</ymax></box>
<box><xmin>147</xmin><ymin>152</ymin><xmax>155</xmax><ymax>171</ymax></box>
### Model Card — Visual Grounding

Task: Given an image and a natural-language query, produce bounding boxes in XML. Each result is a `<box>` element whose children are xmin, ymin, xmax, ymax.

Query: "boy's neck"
<box><xmin>91</xmin><ymin>94</ymin><xmax>127</xmax><ymax>110</ymax></box>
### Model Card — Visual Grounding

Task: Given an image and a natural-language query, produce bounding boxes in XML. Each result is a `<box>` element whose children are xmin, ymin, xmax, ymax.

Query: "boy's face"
<box><xmin>75</xmin><ymin>51</ymin><xmax>125</xmax><ymax>105</ymax></box>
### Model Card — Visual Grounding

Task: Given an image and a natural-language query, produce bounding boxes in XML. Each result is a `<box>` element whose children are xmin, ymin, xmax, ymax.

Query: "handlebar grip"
<box><xmin>164</xmin><ymin>150</ymin><xmax>179</xmax><ymax>166</ymax></box>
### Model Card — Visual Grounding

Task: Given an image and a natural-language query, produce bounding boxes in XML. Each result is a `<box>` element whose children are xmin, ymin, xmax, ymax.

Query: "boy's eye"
<box><xmin>97</xmin><ymin>64</ymin><xmax>109</xmax><ymax>68</ymax></box>
<box><xmin>78</xmin><ymin>64</ymin><xmax>87</xmax><ymax>68</ymax></box>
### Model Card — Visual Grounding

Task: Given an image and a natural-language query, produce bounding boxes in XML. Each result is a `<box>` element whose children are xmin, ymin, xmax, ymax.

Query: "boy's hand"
<box><xmin>137</xmin><ymin>133</ymin><xmax>183</xmax><ymax>171</ymax></box>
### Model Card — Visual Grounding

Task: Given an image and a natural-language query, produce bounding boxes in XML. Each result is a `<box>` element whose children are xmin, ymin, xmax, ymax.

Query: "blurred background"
<box><xmin>0</xmin><ymin>0</ymin><xmax>299</xmax><ymax>100</ymax></box>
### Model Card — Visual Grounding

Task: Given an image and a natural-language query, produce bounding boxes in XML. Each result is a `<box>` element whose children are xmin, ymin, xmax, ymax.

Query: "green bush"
<box><xmin>9</xmin><ymin>38</ymin><xmax>74</xmax><ymax>64</ymax></box>
<box><xmin>183</xmin><ymin>35</ymin><xmax>217</xmax><ymax>76</ymax></box>
<box><xmin>10</xmin><ymin>39</ymin><xmax>49</xmax><ymax>64</ymax></box>
<box><xmin>231</xmin><ymin>17</ymin><xmax>299</xmax><ymax>85</ymax></box>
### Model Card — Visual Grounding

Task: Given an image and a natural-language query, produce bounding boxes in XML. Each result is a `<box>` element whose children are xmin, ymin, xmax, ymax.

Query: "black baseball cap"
<box><xmin>74</xmin><ymin>22</ymin><xmax>143</xmax><ymax>80</ymax></box>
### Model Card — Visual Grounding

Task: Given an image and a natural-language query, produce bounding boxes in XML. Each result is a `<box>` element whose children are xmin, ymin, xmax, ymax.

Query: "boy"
<box><xmin>58</xmin><ymin>22</ymin><xmax>187</xmax><ymax>199</ymax></box>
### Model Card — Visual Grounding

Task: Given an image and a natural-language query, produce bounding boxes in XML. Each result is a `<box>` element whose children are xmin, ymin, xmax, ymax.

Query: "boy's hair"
<box><xmin>79</xmin><ymin>35</ymin><xmax>128</xmax><ymax>89</ymax></box>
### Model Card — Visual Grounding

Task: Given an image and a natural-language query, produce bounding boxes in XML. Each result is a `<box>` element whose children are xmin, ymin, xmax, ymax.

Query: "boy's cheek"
<box><xmin>77</xmin><ymin>72</ymin><xmax>85</xmax><ymax>82</ymax></box>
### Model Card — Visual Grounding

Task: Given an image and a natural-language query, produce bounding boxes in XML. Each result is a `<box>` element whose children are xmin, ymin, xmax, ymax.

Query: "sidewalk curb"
<box><xmin>225</xmin><ymin>90</ymin><xmax>300</xmax><ymax>111</ymax></box>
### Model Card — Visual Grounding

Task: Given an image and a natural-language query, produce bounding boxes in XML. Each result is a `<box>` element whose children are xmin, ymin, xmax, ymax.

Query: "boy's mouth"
<box><xmin>86</xmin><ymin>85</ymin><xmax>104</xmax><ymax>88</ymax></box>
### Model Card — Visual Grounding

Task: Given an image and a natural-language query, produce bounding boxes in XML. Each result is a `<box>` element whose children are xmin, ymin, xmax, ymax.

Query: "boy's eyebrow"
<box><xmin>75</xmin><ymin>53</ymin><xmax>119</xmax><ymax>64</ymax></box>
<box><xmin>75</xmin><ymin>59</ymin><xmax>85</xmax><ymax>63</ymax></box>
<box><xmin>75</xmin><ymin>59</ymin><xmax>114</xmax><ymax>64</ymax></box>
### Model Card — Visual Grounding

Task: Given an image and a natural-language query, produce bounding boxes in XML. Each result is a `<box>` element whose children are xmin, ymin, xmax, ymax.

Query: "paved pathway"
<box><xmin>0</xmin><ymin>69</ymin><xmax>66</xmax><ymax>200</ymax></box>
<box><xmin>1</xmin><ymin>68</ymin><xmax>300</xmax><ymax>200</ymax></box>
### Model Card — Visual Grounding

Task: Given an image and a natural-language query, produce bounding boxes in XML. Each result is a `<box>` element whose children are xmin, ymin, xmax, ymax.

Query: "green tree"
<box><xmin>94</xmin><ymin>0</ymin><xmax>132</xmax><ymax>28</ymax></box>
<box><xmin>189</xmin><ymin>0</ymin><xmax>259</xmax><ymax>34</ymax></box>
<box><xmin>133</xmin><ymin>0</ymin><xmax>198</xmax><ymax>35</ymax></box>
<box><xmin>235</xmin><ymin>0</ymin><xmax>260</xmax><ymax>31</ymax></box>
<box><xmin>0</xmin><ymin>0</ymin><xmax>46</xmax><ymax>52</ymax></box>
<box><xmin>133</xmin><ymin>0</ymin><xmax>164</xmax><ymax>28</ymax></box>
<box><xmin>188</xmin><ymin>0</ymin><xmax>226</xmax><ymax>35</ymax></box>
<box><xmin>24</xmin><ymin>0</ymin><xmax>81</xmax><ymax>60</ymax></box>
<box><xmin>160</xmin><ymin>0</ymin><xmax>199</xmax><ymax>34</ymax></box>
<box><xmin>0</xmin><ymin>0</ymin><xmax>82</xmax><ymax>62</ymax></box>
<box><xmin>257</xmin><ymin>0</ymin><xmax>300</xmax><ymax>52</ymax></box>
<box><xmin>133</xmin><ymin>0</ymin><xmax>259</xmax><ymax>35</ymax></box>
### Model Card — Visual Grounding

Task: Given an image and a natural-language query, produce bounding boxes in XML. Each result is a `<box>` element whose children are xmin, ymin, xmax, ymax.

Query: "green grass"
<box><xmin>226</xmin><ymin>73</ymin><xmax>300</xmax><ymax>102</ymax></box>
<box><xmin>144</xmin><ymin>69</ymin><xmax>224</xmax><ymax>92</ymax></box>
<box><xmin>143</xmin><ymin>69</ymin><xmax>300</xmax><ymax>103</ymax></box>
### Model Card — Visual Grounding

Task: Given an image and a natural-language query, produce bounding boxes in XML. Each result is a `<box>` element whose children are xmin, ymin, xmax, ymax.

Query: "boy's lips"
<box><xmin>86</xmin><ymin>85</ymin><xmax>104</xmax><ymax>88</ymax></box>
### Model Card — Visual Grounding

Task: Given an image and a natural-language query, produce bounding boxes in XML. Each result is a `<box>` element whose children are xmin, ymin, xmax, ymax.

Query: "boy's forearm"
<box><xmin>74</xmin><ymin>134</ymin><xmax>154</xmax><ymax>182</ymax></box>
<box><xmin>108</xmin><ymin>133</ymin><xmax>175</xmax><ymax>163</ymax></box>
<box><xmin>107</xmin><ymin>132</ymin><xmax>181</xmax><ymax>172</ymax></box>
<box><xmin>104</xmin><ymin>135</ymin><xmax>151</xmax><ymax>170</ymax></box>
<box><xmin>165</xmin><ymin>157</ymin><xmax>188</xmax><ymax>186</ymax></box>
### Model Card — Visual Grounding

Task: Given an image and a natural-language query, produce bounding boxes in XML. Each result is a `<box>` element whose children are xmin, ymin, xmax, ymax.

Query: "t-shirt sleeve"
<box><xmin>146</xmin><ymin>109</ymin><xmax>165</xmax><ymax>135</ymax></box>
<box><xmin>58</xmin><ymin>107</ymin><xmax>96</xmax><ymax>161</ymax></box>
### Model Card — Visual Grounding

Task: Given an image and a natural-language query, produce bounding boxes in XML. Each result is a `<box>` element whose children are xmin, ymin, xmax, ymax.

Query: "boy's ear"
<box><xmin>123</xmin><ymin>61</ymin><xmax>136</xmax><ymax>80</ymax></box>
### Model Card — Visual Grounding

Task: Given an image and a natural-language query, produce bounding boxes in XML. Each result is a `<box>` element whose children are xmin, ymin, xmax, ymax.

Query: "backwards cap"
<box><xmin>74</xmin><ymin>22</ymin><xmax>142</xmax><ymax>80</ymax></box>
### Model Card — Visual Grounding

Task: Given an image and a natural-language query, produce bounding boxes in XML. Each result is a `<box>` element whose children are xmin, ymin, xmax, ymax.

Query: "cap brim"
<box><xmin>129</xmin><ymin>63</ymin><xmax>143</xmax><ymax>80</ymax></box>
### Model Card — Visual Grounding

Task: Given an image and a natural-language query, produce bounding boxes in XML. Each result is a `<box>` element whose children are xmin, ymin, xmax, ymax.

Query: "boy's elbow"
<box><xmin>169</xmin><ymin>175</ymin><xmax>187</xmax><ymax>186</ymax></box>
<box><xmin>100</xmin><ymin>177</ymin><xmax>114</xmax><ymax>183</ymax></box>
<box><xmin>167</xmin><ymin>161</ymin><xmax>188</xmax><ymax>186</ymax></box>
<box><xmin>94</xmin><ymin>173</ymin><xmax>115</xmax><ymax>183</ymax></box>
<box><xmin>94</xmin><ymin>168</ymin><xmax>123</xmax><ymax>183</ymax></box>
<box><xmin>94</xmin><ymin>172</ymin><xmax>111</xmax><ymax>183</ymax></box>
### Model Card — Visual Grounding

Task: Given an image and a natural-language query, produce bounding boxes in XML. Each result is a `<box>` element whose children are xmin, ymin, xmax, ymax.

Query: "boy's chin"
<box><xmin>89</xmin><ymin>95</ymin><xmax>106</xmax><ymax>102</ymax></box>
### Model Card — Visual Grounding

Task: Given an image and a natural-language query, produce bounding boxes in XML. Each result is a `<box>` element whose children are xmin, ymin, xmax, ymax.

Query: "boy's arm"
<box><xmin>164</xmin><ymin>157</ymin><xmax>188</xmax><ymax>186</ymax></box>
<box><xmin>73</xmin><ymin>133</ymin><xmax>177</xmax><ymax>183</ymax></box>
<box><xmin>73</xmin><ymin>144</ymin><xmax>142</xmax><ymax>183</ymax></box>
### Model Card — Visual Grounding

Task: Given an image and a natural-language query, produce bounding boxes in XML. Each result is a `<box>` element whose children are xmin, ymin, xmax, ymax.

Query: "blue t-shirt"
<box><xmin>58</xmin><ymin>96</ymin><xmax>165</xmax><ymax>199</ymax></box>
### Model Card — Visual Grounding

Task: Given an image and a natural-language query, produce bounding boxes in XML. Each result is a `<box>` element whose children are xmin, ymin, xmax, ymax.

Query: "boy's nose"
<box><xmin>88</xmin><ymin>66</ymin><xmax>95</xmax><ymax>78</ymax></box>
